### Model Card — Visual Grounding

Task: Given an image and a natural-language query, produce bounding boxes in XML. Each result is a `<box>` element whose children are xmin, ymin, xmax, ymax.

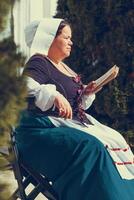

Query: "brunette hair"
<box><xmin>55</xmin><ymin>20</ymin><xmax>71</xmax><ymax>37</ymax></box>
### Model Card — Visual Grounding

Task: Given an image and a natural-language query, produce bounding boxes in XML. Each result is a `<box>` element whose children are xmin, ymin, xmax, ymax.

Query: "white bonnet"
<box><xmin>24</xmin><ymin>18</ymin><xmax>63</xmax><ymax>55</ymax></box>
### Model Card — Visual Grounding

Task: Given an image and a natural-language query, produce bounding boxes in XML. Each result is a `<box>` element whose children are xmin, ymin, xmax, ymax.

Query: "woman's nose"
<box><xmin>69</xmin><ymin>39</ymin><xmax>73</xmax><ymax>46</ymax></box>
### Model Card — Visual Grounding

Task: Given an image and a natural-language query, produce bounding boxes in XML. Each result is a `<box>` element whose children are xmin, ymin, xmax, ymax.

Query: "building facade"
<box><xmin>14</xmin><ymin>0</ymin><xmax>57</xmax><ymax>56</ymax></box>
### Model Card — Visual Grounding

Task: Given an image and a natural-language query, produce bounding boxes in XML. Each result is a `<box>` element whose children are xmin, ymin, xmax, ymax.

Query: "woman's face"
<box><xmin>50</xmin><ymin>25</ymin><xmax>73</xmax><ymax>59</ymax></box>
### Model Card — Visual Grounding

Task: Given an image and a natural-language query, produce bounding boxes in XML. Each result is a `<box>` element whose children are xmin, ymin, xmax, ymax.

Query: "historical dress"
<box><xmin>16</xmin><ymin>54</ymin><xmax>134</xmax><ymax>200</ymax></box>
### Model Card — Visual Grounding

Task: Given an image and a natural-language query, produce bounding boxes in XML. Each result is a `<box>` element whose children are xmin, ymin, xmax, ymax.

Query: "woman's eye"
<box><xmin>63</xmin><ymin>35</ymin><xmax>70</xmax><ymax>39</ymax></box>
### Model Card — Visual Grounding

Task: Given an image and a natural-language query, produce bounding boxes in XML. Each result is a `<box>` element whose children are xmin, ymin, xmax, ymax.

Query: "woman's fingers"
<box><xmin>84</xmin><ymin>81</ymin><xmax>103</xmax><ymax>95</ymax></box>
<box><xmin>68</xmin><ymin>107</ymin><xmax>73</xmax><ymax>119</ymax></box>
<box><xmin>55</xmin><ymin>94</ymin><xmax>72</xmax><ymax>119</ymax></box>
<box><xmin>64</xmin><ymin>104</ymin><xmax>72</xmax><ymax>119</ymax></box>
<box><xmin>59</xmin><ymin>107</ymin><xmax>72</xmax><ymax>119</ymax></box>
<box><xmin>59</xmin><ymin>103</ymin><xmax>72</xmax><ymax>119</ymax></box>
<box><xmin>83</xmin><ymin>81</ymin><xmax>96</xmax><ymax>95</ymax></box>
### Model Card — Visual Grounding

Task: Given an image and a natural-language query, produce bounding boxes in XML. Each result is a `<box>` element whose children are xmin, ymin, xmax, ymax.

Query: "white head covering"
<box><xmin>24</xmin><ymin>18</ymin><xmax>63</xmax><ymax>56</ymax></box>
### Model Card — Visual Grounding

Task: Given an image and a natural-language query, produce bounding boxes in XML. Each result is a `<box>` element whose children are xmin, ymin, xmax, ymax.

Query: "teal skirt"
<box><xmin>15</xmin><ymin>111</ymin><xmax>134</xmax><ymax>200</ymax></box>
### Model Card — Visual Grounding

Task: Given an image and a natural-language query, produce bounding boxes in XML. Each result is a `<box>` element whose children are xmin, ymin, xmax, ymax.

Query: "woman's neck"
<box><xmin>47</xmin><ymin>53</ymin><xmax>62</xmax><ymax>65</ymax></box>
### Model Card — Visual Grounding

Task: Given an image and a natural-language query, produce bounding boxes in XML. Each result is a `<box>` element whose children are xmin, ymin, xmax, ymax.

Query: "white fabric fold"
<box><xmin>81</xmin><ymin>93</ymin><xmax>96</xmax><ymax>110</ymax></box>
<box><xmin>48</xmin><ymin>114</ymin><xmax>134</xmax><ymax>180</ymax></box>
<box><xmin>28</xmin><ymin>18</ymin><xmax>63</xmax><ymax>56</ymax></box>
<box><xmin>27</xmin><ymin>77</ymin><xmax>59</xmax><ymax>111</ymax></box>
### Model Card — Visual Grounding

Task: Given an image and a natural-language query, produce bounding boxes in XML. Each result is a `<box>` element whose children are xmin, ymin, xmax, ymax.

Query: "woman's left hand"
<box><xmin>83</xmin><ymin>81</ymin><xmax>102</xmax><ymax>95</ymax></box>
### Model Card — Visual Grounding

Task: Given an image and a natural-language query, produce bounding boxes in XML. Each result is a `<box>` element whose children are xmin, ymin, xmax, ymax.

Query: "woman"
<box><xmin>16</xmin><ymin>18</ymin><xmax>134</xmax><ymax>200</ymax></box>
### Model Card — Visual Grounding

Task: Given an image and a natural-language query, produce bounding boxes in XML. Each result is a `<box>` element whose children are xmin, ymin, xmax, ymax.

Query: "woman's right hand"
<box><xmin>83</xmin><ymin>81</ymin><xmax>102</xmax><ymax>95</ymax></box>
<box><xmin>54</xmin><ymin>94</ymin><xmax>72</xmax><ymax>119</ymax></box>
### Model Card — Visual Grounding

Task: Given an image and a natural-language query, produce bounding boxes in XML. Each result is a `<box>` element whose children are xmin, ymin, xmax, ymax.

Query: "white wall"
<box><xmin>13</xmin><ymin>0</ymin><xmax>58</xmax><ymax>56</ymax></box>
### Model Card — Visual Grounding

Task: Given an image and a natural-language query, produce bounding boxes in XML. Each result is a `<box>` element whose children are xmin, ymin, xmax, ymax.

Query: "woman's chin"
<box><xmin>62</xmin><ymin>53</ymin><xmax>70</xmax><ymax>59</ymax></box>
<box><xmin>66</xmin><ymin>51</ymin><xmax>71</xmax><ymax>57</ymax></box>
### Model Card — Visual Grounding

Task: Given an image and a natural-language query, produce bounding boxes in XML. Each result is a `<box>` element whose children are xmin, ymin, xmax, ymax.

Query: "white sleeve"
<box><xmin>81</xmin><ymin>93</ymin><xmax>96</xmax><ymax>110</ymax></box>
<box><xmin>27</xmin><ymin>77</ymin><xmax>59</xmax><ymax>111</ymax></box>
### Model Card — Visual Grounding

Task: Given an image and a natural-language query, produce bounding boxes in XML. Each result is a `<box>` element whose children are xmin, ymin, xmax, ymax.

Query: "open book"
<box><xmin>94</xmin><ymin>65</ymin><xmax>119</xmax><ymax>90</ymax></box>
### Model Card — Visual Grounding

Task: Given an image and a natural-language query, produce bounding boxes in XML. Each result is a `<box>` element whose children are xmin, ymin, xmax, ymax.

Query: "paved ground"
<box><xmin>0</xmin><ymin>170</ymin><xmax>47</xmax><ymax>200</ymax></box>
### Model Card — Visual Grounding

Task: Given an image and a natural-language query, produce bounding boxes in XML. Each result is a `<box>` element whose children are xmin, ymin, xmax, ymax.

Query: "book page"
<box><xmin>94</xmin><ymin>65</ymin><xmax>119</xmax><ymax>89</ymax></box>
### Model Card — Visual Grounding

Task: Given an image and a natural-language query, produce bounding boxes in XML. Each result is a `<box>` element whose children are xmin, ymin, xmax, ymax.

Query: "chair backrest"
<box><xmin>9</xmin><ymin>127</ymin><xmax>58</xmax><ymax>200</ymax></box>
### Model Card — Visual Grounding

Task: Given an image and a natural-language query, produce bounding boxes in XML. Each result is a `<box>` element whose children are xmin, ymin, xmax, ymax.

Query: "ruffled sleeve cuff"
<box><xmin>81</xmin><ymin>93</ymin><xmax>96</xmax><ymax>110</ymax></box>
<box><xmin>27</xmin><ymin>77</ymin><xmax>59</xmax><ymax>111</ymax></box>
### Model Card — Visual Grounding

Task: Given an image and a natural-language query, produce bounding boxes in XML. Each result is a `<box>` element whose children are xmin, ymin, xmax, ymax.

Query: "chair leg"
<box><xmin>9</xmin><ymin>128</ymin><xmax>58</xmax><ymax>200</ymax></box>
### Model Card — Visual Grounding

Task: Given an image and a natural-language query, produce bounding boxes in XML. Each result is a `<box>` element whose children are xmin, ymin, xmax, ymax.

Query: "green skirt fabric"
<box><xmin>15</xmin><ymin>111</ymin><xmax>134</xmax><ymax>200</ymax></box>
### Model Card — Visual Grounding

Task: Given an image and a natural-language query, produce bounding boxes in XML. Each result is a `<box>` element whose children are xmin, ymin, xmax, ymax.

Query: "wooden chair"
<box><xmin>1</xmin><ymin>127</ymin><xmax>58</xmax><ymax>200</ymax></box>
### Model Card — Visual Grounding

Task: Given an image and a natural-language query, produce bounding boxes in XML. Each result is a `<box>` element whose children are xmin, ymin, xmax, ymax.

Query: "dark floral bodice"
<box><xmin>24</xmin><ymin>54</ymin><xmax>90</xmax><ymax>124</ymax></box>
